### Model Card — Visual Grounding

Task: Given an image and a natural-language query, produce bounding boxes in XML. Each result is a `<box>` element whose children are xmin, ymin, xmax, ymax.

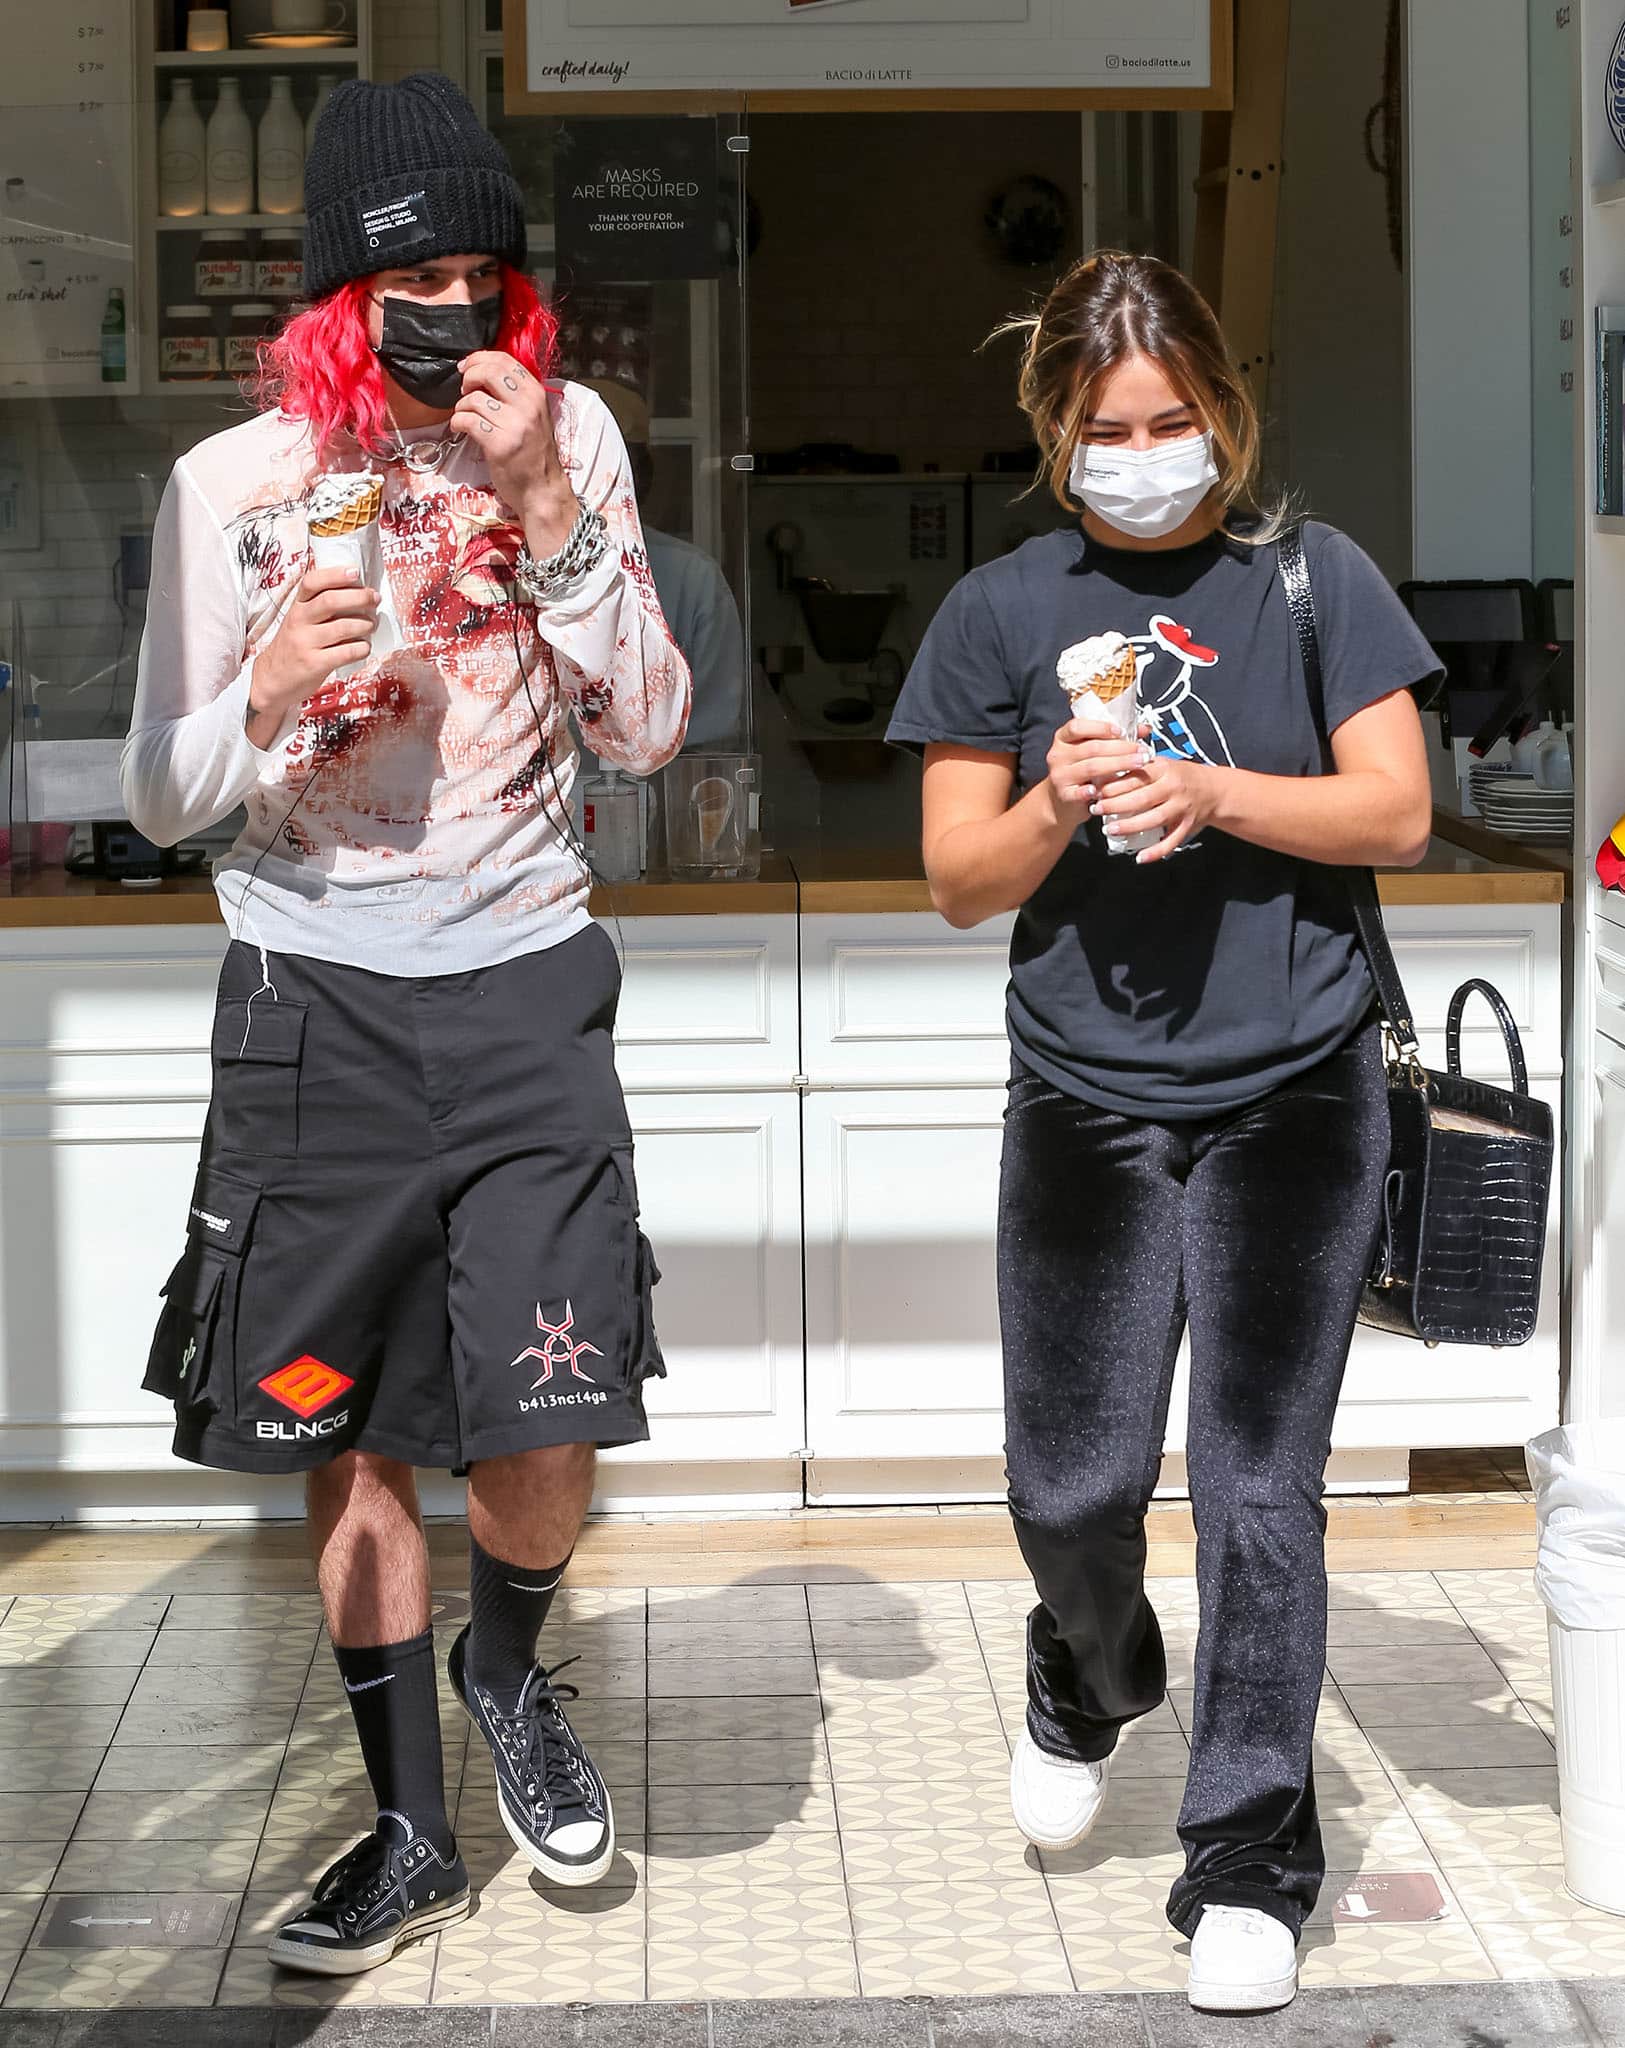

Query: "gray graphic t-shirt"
<box><xmin>887</xmin><ymin>522</ymin><xmax>1442</xmax><ymax>1118</ymax></box>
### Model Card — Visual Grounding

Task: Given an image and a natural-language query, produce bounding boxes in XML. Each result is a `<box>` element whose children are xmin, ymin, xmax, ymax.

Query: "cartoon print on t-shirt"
<box><xmin>1129</xmin><ymin>615</ymin><xmax>1235</xmax><ymax>767</ymax></box>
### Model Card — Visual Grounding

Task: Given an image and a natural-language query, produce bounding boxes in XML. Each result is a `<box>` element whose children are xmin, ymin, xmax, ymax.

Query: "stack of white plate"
<box><xmin>1469</xmin><ymin>763</ymin><xmax>1574</xmax><ymax>843</ymax></box>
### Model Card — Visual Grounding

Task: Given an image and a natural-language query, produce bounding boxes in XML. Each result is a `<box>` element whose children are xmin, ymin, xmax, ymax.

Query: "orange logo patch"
<box><xmin>258</xmin><ymin>1357</ymin><xmax>354</xmax><ymax>1418</ymax></box>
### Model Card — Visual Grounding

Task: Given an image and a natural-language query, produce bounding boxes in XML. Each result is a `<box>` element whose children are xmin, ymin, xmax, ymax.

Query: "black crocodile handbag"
<box><xmin>1279</xmin><ymin>527</ymin><xmax>1554</xmax><ymax>1348</ymax></box>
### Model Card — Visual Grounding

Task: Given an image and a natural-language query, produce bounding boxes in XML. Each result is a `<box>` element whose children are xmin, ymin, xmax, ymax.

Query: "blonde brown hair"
<box><xmin>997</xmin><ymin>249</ymin><xmax>1285</xmax><ymax>541</ymax></box>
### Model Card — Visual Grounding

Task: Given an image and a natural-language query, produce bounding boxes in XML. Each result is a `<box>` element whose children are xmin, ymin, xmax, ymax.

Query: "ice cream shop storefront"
<box><xmin>1</xmin><ymin>0</ymin><xmax>1616</xmax><ymax>1520</ymax></box>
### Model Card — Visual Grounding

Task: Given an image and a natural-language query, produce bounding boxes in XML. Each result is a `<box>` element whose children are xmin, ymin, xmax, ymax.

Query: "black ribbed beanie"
<box><xmin>303</xmin><ymin>70</ymin><xmax>527</xmax><ymax>299</ymax></box>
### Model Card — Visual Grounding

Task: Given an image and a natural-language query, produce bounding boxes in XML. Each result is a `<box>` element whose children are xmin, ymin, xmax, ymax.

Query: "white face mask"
<box><xmin>1068</xmin><ymin>430</ymin><xmax>1220</xmax><ymax>539</ymax></box>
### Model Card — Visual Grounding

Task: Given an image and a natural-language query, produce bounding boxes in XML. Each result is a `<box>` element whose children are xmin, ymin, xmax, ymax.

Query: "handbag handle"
<box><xmin>1277</xmin><ymin>524</ymin><xmax>1425</xmax><ymax>1063</ymax></box>
<box><xmin>1446</xmin><ymin>976</ymin><xmax>1530</xmax><ymax>1094</ymax></box>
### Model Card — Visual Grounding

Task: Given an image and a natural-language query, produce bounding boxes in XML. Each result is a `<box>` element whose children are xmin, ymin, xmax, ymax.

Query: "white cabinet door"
<box><xmin>803</xmin><ymin>1086</ymin><xmax>1007</xmax><ymax>1465</ymax></box>
<box><xmin>0</xmin><ymin>926</ymin><xmax>225</xmax><ymax>1472</ymax></box>
<box><xmin>603</xmin><ymin>1090</ymin><xmax>806</xmax><ymax>1475</ymax></box>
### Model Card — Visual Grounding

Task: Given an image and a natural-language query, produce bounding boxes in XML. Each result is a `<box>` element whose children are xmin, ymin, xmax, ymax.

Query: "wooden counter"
<box><xmin>0</xmin><ymin>837</ymin><xmax>1564</xmax><ymax>928</ymax></box>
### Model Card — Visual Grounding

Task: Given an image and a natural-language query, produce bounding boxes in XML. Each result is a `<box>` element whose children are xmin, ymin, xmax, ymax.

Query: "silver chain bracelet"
<box><xmin>514</xmin><ymin>499</ymin><xmax>610</xmax><ymax>605</ymax></box>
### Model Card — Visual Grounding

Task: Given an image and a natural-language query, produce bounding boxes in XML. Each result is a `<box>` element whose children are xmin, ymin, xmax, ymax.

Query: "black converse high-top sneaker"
<box><xmin>267</xmin><ymin>1812</ymin><xmax>470</xmax><ymax>1975</ymax></box>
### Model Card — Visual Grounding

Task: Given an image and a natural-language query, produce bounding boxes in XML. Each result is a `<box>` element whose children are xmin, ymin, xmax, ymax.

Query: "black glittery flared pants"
<box><xmin>998</xmin><ymin>1024</ymin><xmax>1387</xmax><ymax>1941</ymax></box>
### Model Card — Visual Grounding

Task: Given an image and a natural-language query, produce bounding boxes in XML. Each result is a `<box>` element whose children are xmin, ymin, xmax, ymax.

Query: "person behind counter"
<box><xmin>582</xmin><ymin>376</ymin><xmax>748</xmax><ymax>752</ymax></box>
<box><xmin>886</xmin><ymin>250</ymin><xmax>1438</xmax><ymax>2016</ymax></box>
<box><xmin>120</xmin><ymin>72</ymin><xmax>690</xmax><ymax>1977</ymax></box>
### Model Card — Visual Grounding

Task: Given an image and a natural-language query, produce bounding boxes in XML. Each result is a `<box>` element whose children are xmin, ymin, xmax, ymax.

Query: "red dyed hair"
<box><xmin>252</xmin><ymin>264</ymin><xmax>556</xmax><ymax>463</ymax></box>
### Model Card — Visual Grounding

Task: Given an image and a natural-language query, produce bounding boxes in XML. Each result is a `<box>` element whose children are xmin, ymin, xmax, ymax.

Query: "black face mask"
<box><xmin>373</xmin><ymin>292</ymin><xmax>502</xmax><ymax>409</ymax></box>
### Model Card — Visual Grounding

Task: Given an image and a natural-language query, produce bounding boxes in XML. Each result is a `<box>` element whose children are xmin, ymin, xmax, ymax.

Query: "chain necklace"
<box><xmin>387</xmin><ymin>429</ymin><xmax>458</xmax><ymax>474</ymax></box>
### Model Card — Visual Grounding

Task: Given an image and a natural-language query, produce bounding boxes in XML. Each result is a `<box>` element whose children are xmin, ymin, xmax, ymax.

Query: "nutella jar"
<box><xmin>160</xmin><ymin>303</ymin><xmax>219</xmax><ymax>381</ymax></box>
<box><xmin>225</xmin><ymin>302</ymin><xmax>274</xmax><ymax>376</ymax></box>
<box><xmin>255</xmin><ymin>228</ymin><xmax>304</xmax><ymax>299</ymax></box>
<box><xmin>195</xmin><ymin>228</ymin><xmax>253</xmax><ymax>298</ymax></box>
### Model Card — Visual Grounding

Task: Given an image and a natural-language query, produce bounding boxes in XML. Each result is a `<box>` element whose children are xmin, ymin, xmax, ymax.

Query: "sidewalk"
<box><xmin>3</xmin><ymin>1453</ymin><xmax>1619</xmax><ymax>2028</ymax></box>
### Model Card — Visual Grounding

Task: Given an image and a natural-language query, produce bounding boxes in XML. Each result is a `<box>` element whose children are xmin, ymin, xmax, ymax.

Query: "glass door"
<box><xmin>473</xmin><ymin>27</ymin><xmax>760</xmax><ymax>862</ymax></box>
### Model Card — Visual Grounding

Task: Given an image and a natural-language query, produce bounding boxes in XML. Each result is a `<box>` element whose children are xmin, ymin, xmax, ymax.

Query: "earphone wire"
<box><xmin>508</xmin><ymin>604</ymin><xmax>627</xmax><ymax>975</ymax></box>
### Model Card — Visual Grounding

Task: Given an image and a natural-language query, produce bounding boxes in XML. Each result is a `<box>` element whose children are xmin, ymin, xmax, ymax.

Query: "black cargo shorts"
<box><xmin>143</xmin><ymin>924</ymin><xmax>664</xmax><ymax>1474</ymax></box>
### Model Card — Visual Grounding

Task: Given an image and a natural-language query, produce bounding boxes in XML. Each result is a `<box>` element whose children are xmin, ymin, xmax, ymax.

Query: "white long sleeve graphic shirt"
<box><xmin>122</xmin><ymin>382</ymin><xmax>691</xmax><ymax>975</ymax></box>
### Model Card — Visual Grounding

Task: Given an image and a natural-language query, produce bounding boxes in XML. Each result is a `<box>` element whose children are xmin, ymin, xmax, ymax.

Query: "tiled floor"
<box><xmin>0</xmin><ymin>1546</ymin><xmax>1616</xmax><ymax>2014</ymax></box>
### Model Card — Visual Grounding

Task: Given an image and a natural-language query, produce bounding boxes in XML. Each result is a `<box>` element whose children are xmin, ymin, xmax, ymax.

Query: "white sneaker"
<box><xmin>1009</xmin><ymin>1730</ymin><xmax>1109</xmax><ymax>1851</ymax></box>
<box><xmin>1187</xmin><ymin>1903</ymin><xmax>1299</xmax><ymax>2013</ymax></box>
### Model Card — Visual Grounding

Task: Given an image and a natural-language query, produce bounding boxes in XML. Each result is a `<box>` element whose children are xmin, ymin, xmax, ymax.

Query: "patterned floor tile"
<box><xmin>1340</xmin><ymin>1683</ymin><xmax>1536</xmax><ymax>1728</ymax></box>
<box><xmin>650</xmin><ymin>1697</ymin><xmax>822</xmax><ymax>1744</ymax></box>
<box><xmin>3</xmin><ymin>1945</ymin><xmax>226</xmax><ymax>2007</ymax></box>
<box><xmin>650</xmin><ymin>1738</ymin><xmax>827</xmax><ymax>1786</ymax></box>
<box><xmin>0</xmin><ymin>1668</ymin><xmax>140</xmax><ymax>1708</ymax></box>
<box><xmin>1298</xmin><ymin>1917</ymin><xmax>1498</xmax><ymax>1987</ymax></box>
<box><xmin>1325</xmin><ymin>1574</ymin><xmax>1458</xmax><ymax>1611</ymax></box>
<box><xmin>648</xmin><ymin>1935</ymin><xmax>858</xmax><ymax>2003</ymax></box>
<box><xmin>832</xmin><ymin>1768</ymin><xmax>1015</xmax><ymax>1835</ymax></box>
<box><xmin>648</xmin><ymin>1882</ymin><xmax>853</xmax><ymax>1948</ymax></box>
<box><xmin>1391</xmin><ymin>1766</ymin><xmax>1563</xmax><ymax>1872</ymax></box>
<box><xmin>1443</xmin><ymin>1858</ymin><xmax>1625</xmax><ymax>1926</ymax></box>
<box><xmin>0</xmin><ymin>1628</ymin><xmax>156</xmax><ymax>1668</ymax></box>
<box><xmin>648</xmin><ymin>1657</ymin><xmax>818</xmax><ymax>1698</ymax></box>
<box><xmin>110</xmin><ymin>1693</ymin><xmax>303</xmax><ymax>1747</ymax></box>
<box><xmin>647</xmin><ymin>1781</ymin><xmax>830</xmax><ymax>1836</ymax></box>
<box><xmin>646</xmin><ymin>1585</ymin><xmax>810</xmax><ymax>1623</ymax></box>
<box><xmin>71</xmin><ymin>1790</ymin><xmax>270</xmax><ymax>1843</ymax></box>
<box><xmin>841</xmin><ymin>1827</ymin><xmax>1037</xmax><ymax>1888</ymax></box>
<box><xmin>435</xmin><ymin>1885</ymin><xmax>645</xmax><ymax>2004</ymax></box>
<box><xmin>644</xmin><ymin>1831</ymin><xmax>847</xmax><ymax>1890</ymax></box>
<box><xmin>646</xmin><ymin>1622</ymin><xmax>814</xmax><ymax>1657</ymax></box>
<box><xmin>807</xmin><ymin>1583</ymin><xmax>972</xmax><ymax>1622</ymax></box>
<box><xmin>6</xmin><ymin>1847</ymin><xmax>65</xmax><ymax>1896</ymax></box>
<box><xmin>553</xmin><ymin>1586</ymin><xmax>648</xmax><ymax>1622</ymax></box>
<box><xmin>145</xmin><ymin>1628</ymin><xmax>316</xmax><ymax>1669</ymax></box>
<box><xmin>458</xmin><ymin>1830</ymin><xmax>647</xmax><ymax>1895</ymax></box>
<box><xmin>1472</xmin><ymin>1917</ymin><xmax>1625</xmax><ymax>1979</ymax></box>
<box><xmin>4</xmin><ymin>1597</ymin><xmax>169</xmax><ymax>1633</ymax></box>
<box><xmin>1061</xmin><ymin>1923</ymin><xmax>1187</xmax><ymax>1994</ymax></box>
<box><xmin>5</xmin><ymin>1746</ymin><xmax>109</xmax><ymax>1796</ymax></box>
<box><xmin>0</xmin><ymin>1706</ymin><xmax>122</xmax><ymax>1753</ymax></box>
<box><xmin>1324</xmin><ymin>1611</ymin><xmax>1482</xmax><ymax>1648</ymax></box>
<box><xmin>1362</xmin><ymin>1720</ymin><xmax>1554</xmax><ymax>1772</ymax></box>
<box><xmin>0</xmin><ymin>1899</ymin><xmax>42</xmax><ymax>1952</ymax></box>
<box><xmin>93</xmin><ymin>1744</ymin><xmax>287</xmax><ymax>1794</ymax></box>
<box><xmin>53</xmin><ymin>1837</ymin><xmax>258</xmax><ymax>1894</ymax></box>
<box><xmin>457</xmin><ymin>1774</ymin><xmax>648</xmax><ymax>1841</ymax></box>
<box><xmin>217</xmin><ymin>1940</ymin><xmax>438</xmax><ymax>2006</ymax></box>
<box><xmin>0</xmin><ymin>1796</ymin><xmax>83</xmax><ymax>1848</ymax></box>
<box><xmin>1326</xmin><ymin>1644</ymin><xmax>1505</xmax><ymax>1688</ymax></box>
<box><xmin>850</xmin><ymin>1879</ymin><xmax>1072</xmax><ymax>1998</ymax></box>
<box><xmin>159</xmin><ymin>1595</ymin><xmax>320</xmax><ymax>1631</ymax></box>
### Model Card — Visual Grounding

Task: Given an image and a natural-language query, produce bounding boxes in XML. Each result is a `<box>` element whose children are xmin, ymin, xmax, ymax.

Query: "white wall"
<box><xmin>1407</xmin><ymin>0</ymin><xmax>1535</xmax><ymax>580</ymax></box>
<box><xmin>1273</xmin><ymin>2</ymin><xmax>1410</xmax><ymax>580</ymax></box>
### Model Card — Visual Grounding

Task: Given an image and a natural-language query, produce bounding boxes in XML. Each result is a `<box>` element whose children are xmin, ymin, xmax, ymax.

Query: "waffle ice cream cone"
<box><xmin>1058</xmin><ymin>632</ymin><xmax>1138</xmax><ymax>711</ymax></box>
<box><xmin>308</xmin><ymin>473</ymin><xmax>383</xmax><ymax>537</ymax></box>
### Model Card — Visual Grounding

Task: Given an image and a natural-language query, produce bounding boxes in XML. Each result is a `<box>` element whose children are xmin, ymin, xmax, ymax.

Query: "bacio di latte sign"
<box><xmin>509</xmin><ymin>0</ymin><xmax>1232</xmax><ymax>112</ymax></box>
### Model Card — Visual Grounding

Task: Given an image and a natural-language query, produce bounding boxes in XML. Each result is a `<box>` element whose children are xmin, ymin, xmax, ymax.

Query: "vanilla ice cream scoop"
<box><xmin>1058</xmin><ymin>631</ymin><xmax>1138</xmax><ymax>707</ymax></box>
<box><xmin>306</xmin><ymin>470</ymin><xmax>384</xmax><ymax>536</ymax></box>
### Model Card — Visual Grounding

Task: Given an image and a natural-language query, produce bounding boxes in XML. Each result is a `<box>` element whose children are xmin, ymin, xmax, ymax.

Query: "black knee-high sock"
<box><xmin>467</xmin><ymin>1538</ymin><xmax>569</xmax><ymax>1701</ymax></box>
<box><xmin>332</xmin><ymin>1629</ymin><xmax>453</xmax><ymax>1856</ymax></box>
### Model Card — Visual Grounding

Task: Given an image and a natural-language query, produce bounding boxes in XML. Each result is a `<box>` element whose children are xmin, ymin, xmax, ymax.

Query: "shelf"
<box><xmin>1595</xmin><ymin>176</ymin><xmax>1625</xmax><ymax>207</ymax></box>
<box><xmin>1596</xmin><ymin>514</ymin><xmax>1625</xmax><ymax>535</ymax></box>
<box><xmin>155</xmin><ymin>214</ymin><xmax>305</xmax><ymax>231</ymax></box>
<box><xmin>153</xmin><ymin>47</ymin><xmax>359</xmax><ymax>67</ymax></box>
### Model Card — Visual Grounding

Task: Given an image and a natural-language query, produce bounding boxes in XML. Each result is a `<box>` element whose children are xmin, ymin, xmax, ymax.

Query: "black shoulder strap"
<box><xmin>1277</xmin><ymin>523</ymin><xmax>1421</xmax><ymax>1057</ymax></box>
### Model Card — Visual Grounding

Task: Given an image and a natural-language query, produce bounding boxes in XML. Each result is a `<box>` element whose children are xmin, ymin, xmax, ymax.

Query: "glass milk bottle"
<box><xmin>205</xmin><ymin>76</ymin><xmax>254</xmax><ymax>217</ymax></box>
<box><xmin>306</xmin><ymin>73</ymin><xmax>339</xmax><ymax>156</ymax></box>
<box><xmin>580</xmin><ymin>770</ymin><xmax>641</xmax><ymax>883</ymax></box>
<box><xmin>158</xmin><ymin>78</ymin><xmax>206</xmax><ymax>217</ymax></box>
<box><xmin>257</xmin><ymin>75</ymin><xmax>303</xmax><ymax>215</ymax></box>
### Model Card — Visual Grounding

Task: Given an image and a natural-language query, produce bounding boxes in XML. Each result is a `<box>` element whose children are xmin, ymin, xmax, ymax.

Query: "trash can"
<box><xmin>1527</xmin><ymin>1420</ymin><xmax>1625</xmax><ymax>1916</ymax></box>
